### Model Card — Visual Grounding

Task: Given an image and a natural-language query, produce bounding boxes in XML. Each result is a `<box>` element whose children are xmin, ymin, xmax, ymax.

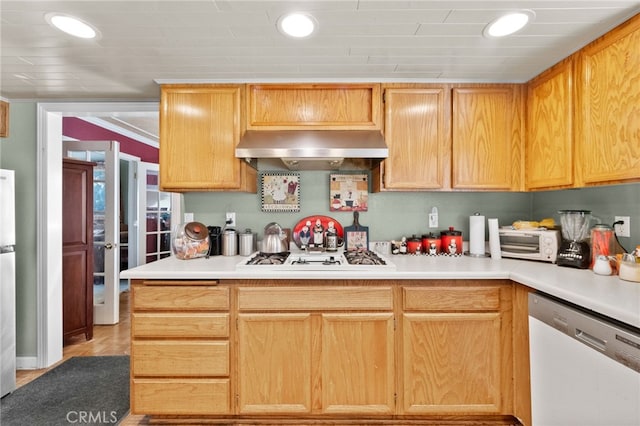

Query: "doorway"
<box><xmin>64</xmin><ymin>141</ymin><xmax>121</xmax><ymax>325</ymax></box>
<box><xmin>36</xmin><ymin>102</ymin><xmax>181</xmax><ymax>368</ymax></box>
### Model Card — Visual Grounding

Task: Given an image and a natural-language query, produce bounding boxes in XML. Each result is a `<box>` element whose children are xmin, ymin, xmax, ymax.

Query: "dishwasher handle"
<box><xmin>575</xmin><ymin>328</ymin><xmax>607</xmax><ymax>352</ymax></box>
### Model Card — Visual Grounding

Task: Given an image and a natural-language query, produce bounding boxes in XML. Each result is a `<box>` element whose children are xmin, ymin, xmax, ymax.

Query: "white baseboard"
<box><xmin>16</xmin><ymin>356</ymin><xmax>38</xmax><ymax>370</ymax></box>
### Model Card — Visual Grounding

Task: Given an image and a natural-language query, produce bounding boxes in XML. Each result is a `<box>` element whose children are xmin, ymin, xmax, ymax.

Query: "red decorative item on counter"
<box><xmin>406</xmin><ymin>235</ymin><xmax>422</xmax><ymax>254</ymax></box>
<box><xmin>422</xmin><ymin>234</ymin><xmax>441</xmax><ymax>255</ymax></box>
<box><xmin>590</xmin><ymin>224</ymin><xmax>614</xmax><ymax>269</ymax></box>
<box><xmin>440</xmin><ymin>227</ymin><xmax>463</xmax><ymax>255</ymax></box>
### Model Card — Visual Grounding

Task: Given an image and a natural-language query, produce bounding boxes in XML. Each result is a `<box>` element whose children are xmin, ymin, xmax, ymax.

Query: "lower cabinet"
<box><xmin>130</xmin><ymin>280</ymin><xmax>528</xmax><ymax>424</ymax></box>
<box><xmin>400</xmin><ymin>285</ymin><xmax>512</xmax><ymax>415</ymax></box>
<box><xmin>130</xmin><ymin>280</ymin><xmax>231</xmax><ymax>416</ymax></box>
<box><xmin>236</xmin><ymin>286</ymin><xmax>395</xmax><ymax>415</ymax></box>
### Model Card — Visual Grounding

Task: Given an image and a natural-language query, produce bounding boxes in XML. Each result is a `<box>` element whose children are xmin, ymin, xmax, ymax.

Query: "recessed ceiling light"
<box><xmin>45</xmin><ymin>13</ymin><xmax>99</xmax><ymax>39</ymax></box>
<box><xmin>483</xmin><ymin>10</ymin><xmax>535</xmax><ymax>38</ymax></box>
<box><xmin>277</xmin><ymin>12</ymin><xmax>317</xmax><ymax>38</ymax></box>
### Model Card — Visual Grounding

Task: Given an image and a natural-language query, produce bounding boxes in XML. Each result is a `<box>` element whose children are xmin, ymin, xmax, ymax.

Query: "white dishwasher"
<box><xmin>528</xmin><ymin>292</ymin><xmax>640</xmax><ymax>426</ymax></box>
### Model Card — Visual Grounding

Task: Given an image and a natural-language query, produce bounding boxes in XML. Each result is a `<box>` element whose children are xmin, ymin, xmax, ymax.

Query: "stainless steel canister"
<box><xmin>222</xmin><ymin>229</ymin><xmax>237</xmax><ymax>256</ymax></box>
<box><xmin>238</xmin><ymin>229</ymin><xmax>256</xmax><ymax>256</ymax></box>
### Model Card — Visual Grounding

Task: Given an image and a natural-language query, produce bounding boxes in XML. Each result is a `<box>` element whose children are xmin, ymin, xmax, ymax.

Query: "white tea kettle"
<box><xmin>262</xmin><ymin>222</ymin><xmax>289</xmax><ymax>254</ymax></box>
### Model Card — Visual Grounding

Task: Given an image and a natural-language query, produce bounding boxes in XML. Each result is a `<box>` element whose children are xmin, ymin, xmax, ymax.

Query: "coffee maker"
<box><xmin>207</xmin><ymin>225</ymin><xmax>222</xmax><ymax>256</ymax></box>
<box><xmin>556</xmin><ymin>210</ymin><xmax>593</xmax><ymax>268</ymax></box>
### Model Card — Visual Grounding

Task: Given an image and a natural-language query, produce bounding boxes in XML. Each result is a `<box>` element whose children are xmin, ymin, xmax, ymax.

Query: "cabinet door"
<box><xmin>247</xmin><ymin>83</ymin><xmax>381</xmax><ymax>129</ymax></box>
<box><xmin>321</xmin><ymin>313</ymin><xmax>395</xmax><ymax>414</ymax></box>
<box><xmin>237</xmin><ymin>313</ymin><xmax>313</xmax><ymax>414</ymax></box>
<box><xmin>452</xmin><ymin>86</ymin><xmax>523</xmax><ymax>190</ymax></box>
<box><xmin>159</xmin><ymin>85</ymin><xmax>253</xmax><ymax>191</ymax></box>
<box><xmin>382</xmin><ymin>88</ymin><xmax>451</xmax><ymax>190</ymax></box>
<box><xmin>526</xmin><ymin>59</ymin><xmax>574</xmax><ymax>190</ymax></box>
<box><xmin>577</xmin><ymin>16</ymin><xmax>640</xmax><ymax>185</ymax></box>
<box><xmin>401</xmin><ymin>312</ymin><xmax>502</xmax><ymax>414</ymax></box>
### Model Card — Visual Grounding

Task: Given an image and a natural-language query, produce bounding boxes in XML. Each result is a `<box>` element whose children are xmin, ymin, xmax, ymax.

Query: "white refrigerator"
<box><xmin>0</xmin><ymin>168</ymin><xmax>16</xmax><ymax>397</ymax></box>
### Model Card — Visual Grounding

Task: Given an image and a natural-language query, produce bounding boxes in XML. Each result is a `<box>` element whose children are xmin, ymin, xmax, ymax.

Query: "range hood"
<box><xmin>235</xmin><ymin>130</ymin><xmax>388</xmax><ymax>170</ymax></box>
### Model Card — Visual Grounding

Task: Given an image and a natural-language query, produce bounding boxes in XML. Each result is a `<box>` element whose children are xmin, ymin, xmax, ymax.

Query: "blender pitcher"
<box><xmin>556</xmin><ymin>210</ymin><xmax>594</xmax><ymax>268</ymax></box>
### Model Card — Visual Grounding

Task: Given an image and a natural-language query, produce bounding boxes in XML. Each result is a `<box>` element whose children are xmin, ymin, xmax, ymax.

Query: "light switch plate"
<box><xmin>184</xmin><ymin>212</ymin><xmax>194</xmax><ymax>222</ymax></box>
<box><xmin>428</xmin><ymin>207</ymin><xmax>438</xmax><ymax>228</ymax></box>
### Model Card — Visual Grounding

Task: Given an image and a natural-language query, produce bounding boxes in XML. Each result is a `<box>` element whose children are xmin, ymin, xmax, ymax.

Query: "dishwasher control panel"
<box><xmin>529</xmin><ymin>292</ymin><xmax>640</xmax><ymax>373</ymax></box>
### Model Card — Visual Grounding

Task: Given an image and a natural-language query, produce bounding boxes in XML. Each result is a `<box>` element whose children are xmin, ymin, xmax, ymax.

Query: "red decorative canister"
<box><xmin>421</xmin><ymin>233</ymin><xmax>441</xmax><ymax>255</ymax></box>
<box><xmin>440</xmin><ymin>227</ymin><xmax>463</xmax><ymax>255</ymax></box>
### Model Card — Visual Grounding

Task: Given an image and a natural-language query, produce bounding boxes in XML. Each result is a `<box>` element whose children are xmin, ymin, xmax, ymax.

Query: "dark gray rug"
<box><xmin>1</xmin><ymin>355</ymin><xmax>129</xmax><ymax>426</ymax></box>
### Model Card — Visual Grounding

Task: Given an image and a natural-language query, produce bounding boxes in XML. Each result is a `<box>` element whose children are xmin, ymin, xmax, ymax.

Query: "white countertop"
<box><xmin>121</xmin><ymin>253</ymin><xmax>640</xmax><ymax>329</ymax></box>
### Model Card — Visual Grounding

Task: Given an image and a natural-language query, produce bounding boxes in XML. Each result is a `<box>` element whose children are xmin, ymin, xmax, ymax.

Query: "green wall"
<box><xmin>0</xmin><ymin>102</ymin><xmax>39</xmax><ymax>357</ymax></box>
<box><xmin>532</xmin><ymin>184</ymin><xmax>639</xmax><ymax>252</ymax></box>
<box><xmin>184</xmin><ymin>174</ymin><xmax>533</xmax><ymax>242</ymax></box>
<box><xmin>1</xmin><ymin>101</ymin><xmax>639</xmax><ymax>359</ymax></box>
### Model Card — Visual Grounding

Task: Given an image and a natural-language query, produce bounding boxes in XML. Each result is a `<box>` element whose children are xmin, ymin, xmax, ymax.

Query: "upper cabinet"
<box><xmin>525</xmin><ymin>58</ymin><xmax>575</xmax><ymax>190</ymax></box>
<box><xmin>377</xmin><ymin>86</ymin><xmax>451</xmax><ymax>191</ymax></box>
<box><xmin>159</xmin><ymin>85</ymin><xmax>256</xmax><ymax>193</ymax></box>
<box><xmin>451</xmin><ymin>85</ymin><xmax>524</xmax><ymax>191</ymax></box>
<box><xmin>246</xmin><ymin>83</ymin><xmax>382</xmax><ymax>130</ymax></box>
<box><xmin>576</xmin><ymin>14</ymin><xmax>640</xmax><ymax>186</ymax></box>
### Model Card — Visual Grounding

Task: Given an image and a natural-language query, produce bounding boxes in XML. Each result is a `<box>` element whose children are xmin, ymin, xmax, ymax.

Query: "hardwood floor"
<box><xmin>15</xmin><ymin>290</ymin><xmax>149</xmax><ymax>425</ymax></box>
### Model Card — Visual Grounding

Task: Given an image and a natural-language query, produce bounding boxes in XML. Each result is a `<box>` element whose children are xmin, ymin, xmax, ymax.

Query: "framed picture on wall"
<box><xmin>329</xmin><ymin>173</ymin><xmax>368</xmax><ymax>212</ymax></box>
<box><xmin>260</xmin><ymin>172</ymin><xmax>300</xmax><ymax>212</ymax></box>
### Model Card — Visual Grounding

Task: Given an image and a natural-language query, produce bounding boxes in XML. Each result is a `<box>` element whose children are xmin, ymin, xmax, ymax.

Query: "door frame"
<box><xmin>36</xmin><ymin>102</ymin><xmax>157</xmax><ymax>368</ymax></box>
<box><xmin>64</xmin><ymin>140</ymin><xmax>121</xmax><ymax>325</ymax></box>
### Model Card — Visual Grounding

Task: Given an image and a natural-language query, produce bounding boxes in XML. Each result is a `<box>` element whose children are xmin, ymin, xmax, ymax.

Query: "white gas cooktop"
<box><xmin>236</xmin><ymin>249</ymin><xmax>396</xmax><ymax>271</ymax></box>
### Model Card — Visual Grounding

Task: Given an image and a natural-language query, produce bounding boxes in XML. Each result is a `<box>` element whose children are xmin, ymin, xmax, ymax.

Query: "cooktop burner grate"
<box><xmin>344</xmin><ymin>250</ymin><xmax>388</xmax><ymax>265</ymax></box>
<box><xmin>244</xmin><ymin>252</ymin><xmax>290</xmax><ymax>265</ymax></box>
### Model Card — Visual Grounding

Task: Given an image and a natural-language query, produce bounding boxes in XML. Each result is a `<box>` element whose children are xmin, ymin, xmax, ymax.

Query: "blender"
<box><xmin>556</xmin><ymin>210</ymin><xmax>594</xmax><ymax>268</ymax></box>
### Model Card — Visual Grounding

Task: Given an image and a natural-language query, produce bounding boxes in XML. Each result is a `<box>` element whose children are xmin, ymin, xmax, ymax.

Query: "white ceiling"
<box><xmin>2</xmin><ymin>0</ymin><xmax>639</xmax><ymax>140</ymax></box>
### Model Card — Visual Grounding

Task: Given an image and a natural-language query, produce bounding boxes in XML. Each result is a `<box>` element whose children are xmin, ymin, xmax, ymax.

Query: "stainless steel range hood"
<box><xmin>235</xmin><ymin>130</ymin><xmax>388</xmax><ymax>170</ymax></box>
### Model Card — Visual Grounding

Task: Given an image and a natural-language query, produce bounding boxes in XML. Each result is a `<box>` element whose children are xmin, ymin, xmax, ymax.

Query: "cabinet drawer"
<box><xmin>132</xmin><ymin>341</ymin><xmax>229</xmax><ymax>376</ymax></box>
<box><xmin>132</xmin><ymin>378</ymin><xmax>230</xmax><ymax>415</ymax></box>
<box><xmin>132</xmin><ymin>313</ymin><xmax>229</xmax><ymax>338</ymax></box>
<box><xmin>133</xmin><ymin>285</ymin><xmax>229</xmax><ymax>310</ymax></box>
<box><xmin>403</xmin><ymin>286</ymin><xmax>501</xmax><ymax>311</ymax></box>
<box><xmin>238</xmin><ymin>286</ymin><xmax>393</xmax><ymax>311</ymax></box>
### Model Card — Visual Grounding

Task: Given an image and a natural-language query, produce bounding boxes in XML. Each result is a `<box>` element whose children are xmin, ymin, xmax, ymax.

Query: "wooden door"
<box><xmin>576</xmin><ymin>15</ymin><xmax>640</xmax><ymax>185</ymax></box>
<box><xmin>381</xmin><ymin>87</ymin><xmax>451</xmax><ymax>190</ymax></box>
<box><xmin>246</xmin><ymin>83</ymin><xmax>381</xmax><ymax>129</ymax></box>
<box><xmin>452</xmin><ymin>85</ymin><xmax>523</xmax><ymax>190</ymax></box>
<box><xmin>526</xmin><ymin>59</ymin><xmax>575</xmax><ymax>190</ymax></box>
<box><xmin>160</xmin><ymin>85</ymin><xmax>255</xmax><ymax>192</ymax></box>
<box><xmin>321</xmin><ymin>313</ymin><xmax>395</xmax><ymax>414</ymax></box>
<box><xmin>237</xmin><ymin>313</ymin><xmax>313</xmax><ymax>414</ymax></box>
<box><xmin>401</xmin><ymin>312</ymin><xmax>502</xmax><ymax>414</ymax></box>
<box><xmin>62</xmin><ymin>158</ymin><xmax>94</xmax><ymax>342</ymax></box>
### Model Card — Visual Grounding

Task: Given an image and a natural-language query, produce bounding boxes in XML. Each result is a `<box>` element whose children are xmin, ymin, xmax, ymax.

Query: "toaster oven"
<box><xmin>498</xmin><ymin>228</ymin><xmax>561</xmax><ymax>263</ymax></box>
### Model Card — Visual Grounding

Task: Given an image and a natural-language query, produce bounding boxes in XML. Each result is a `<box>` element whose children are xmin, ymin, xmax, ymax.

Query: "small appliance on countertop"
<box><xmin>498</xmin><ymin>228</ymin><xmax>560</xmax><ymax>263</ymax></box>
<box><xmin>237</xmin><ymin>247</ymin><xmax>396</xmax><ymax>271</ymax></box>
<box><xmin>207</xmin><ymin>225</ymin><xmax>222</xmax><ymax>256</ymax></box>
<box><xmin>556</xmin><ymin>210</ymin><xmax>595</xmax><ymax>268</ymax></box>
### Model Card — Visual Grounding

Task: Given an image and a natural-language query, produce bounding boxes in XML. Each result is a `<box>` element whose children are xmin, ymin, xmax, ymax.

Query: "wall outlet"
<box><xmin>184</xmin><ymin>212</ymin><xmax>194</xmax><ymax>222</ymax></box>
<box><xmin>614</xmin><ymin>216</ymin><xmax>630</xmax><ymax>238</ymax></box>
<box><xmin>226</xmin><ymin>212</ymin><xmax>236</xmax><ymax>228</ymax></box>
